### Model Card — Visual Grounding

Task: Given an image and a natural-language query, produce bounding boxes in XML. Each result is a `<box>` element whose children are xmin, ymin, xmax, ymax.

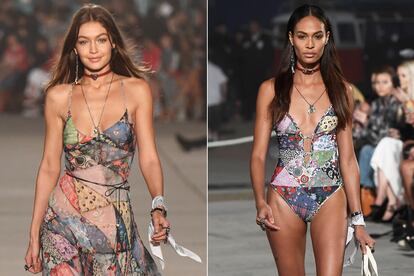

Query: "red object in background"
<box><xmin>142</xmin><ymin>43</ymin><xmax>162</xmax><ymax>72</ymax></box>
<box><xmin>337</xmin><ymin>49</ymin><xmax>364</xmax><ymax>84</ymax></box>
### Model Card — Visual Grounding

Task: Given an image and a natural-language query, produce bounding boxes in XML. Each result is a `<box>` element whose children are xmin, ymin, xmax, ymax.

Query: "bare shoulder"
<box><xmin>257</xmin><ymin>77</ymin><xmax>276</xmax><ymax>103</ymax></box>
<box><xmin>260</xmin><ymin>78</ymin><xmax>275</xmax><ymax>92</ymax></box>
<box><xmin>121</xmin><ymin>77</ymin><xmax>151</xmax><ymax>105</ymax></box>
<box><xmin>45</xmin><ymin>83</ymin><xmax>73</xmax><ymax>117</ymax></box>
<box><xmin>122</xmin><ymin>77</ymin><xmax>151</xmax><ymax>96</ymax></box>
<box><xmin>46</xmin><ymin>83</ymin><xmax>72</xmax><ymax>103</ymax></box>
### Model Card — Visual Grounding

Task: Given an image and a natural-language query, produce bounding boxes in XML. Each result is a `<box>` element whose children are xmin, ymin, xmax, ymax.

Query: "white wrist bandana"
<box><xmin>148</xmin><ymin>221</ymin><xmax>202</xmax><ymax>270</ymax></box>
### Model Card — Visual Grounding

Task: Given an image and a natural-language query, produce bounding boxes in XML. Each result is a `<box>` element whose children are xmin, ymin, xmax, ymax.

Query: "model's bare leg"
<box><xmin>374</xmin><ymin>169</ymin><xmax>388</xmax><ymax>206</ymax></box>
<box><xmin>401</xmin><ymin>160</ymin><xmax>414</xmax><ymax>209</ymax></box>
<box><xmin>310</xmin><ymin>188</ymin><xmax>347</xmax><ymax>276</ymax></box>
<box><xmin>266</xmin><ymin>188</ymin><xmax>307</xmax><ymax>276</ymax></box>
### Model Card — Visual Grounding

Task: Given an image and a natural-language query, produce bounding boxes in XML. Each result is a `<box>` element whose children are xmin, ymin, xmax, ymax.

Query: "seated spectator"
<box><xmin>370</xmin><ymin>61</ymin><xmax>414</xmax><ymax>222</ymax></box>
<box><xmin>354</xmin><ymin>66</ymin><xmax>403</xmax><ymax>220</ymax></box>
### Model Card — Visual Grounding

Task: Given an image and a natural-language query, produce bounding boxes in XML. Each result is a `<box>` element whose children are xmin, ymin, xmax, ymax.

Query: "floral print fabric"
<box><xmin>40</xmin><ymin>83</ymin><xmax>160</xmax><ymax>275</ymax></box>
<box><xmin>271</xmin><ymin>105</ymin><xmax>343</xmax><ymax>222</ymax></box>
<box><xmin>353</xmin><ymin>94</ymin><xmax>401</xmax><ymax>146</ymax></box>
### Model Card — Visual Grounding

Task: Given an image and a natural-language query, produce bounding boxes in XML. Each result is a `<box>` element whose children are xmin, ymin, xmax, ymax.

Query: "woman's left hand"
<box><xmin>354</xmin><ymin>226</ymin><xmax>376</xmax><ymax>254</ymax></box>
<box><xmin>151</xmin><ymin>211</ymin><xmax>170</xmax><ymax>245</ymax></box>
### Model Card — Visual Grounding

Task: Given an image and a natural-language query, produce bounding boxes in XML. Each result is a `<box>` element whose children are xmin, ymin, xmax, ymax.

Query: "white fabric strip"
<box><xmin>362</xmin><ymin>245</ymin><xmax>378</xmax><ymax>276</ymax></box>
<box><xmin>344</xmin><ymin>226</ymin><xmax>358</xmax><ymax>267</ymax></box>
<box><xmin>148</xmin><ymin>221</ymin><xmax>202</xmax><ymax>270</ymax></box>
<box><xmin>352</xmin><ymin>214</ymin><xmax>366</xmax><ymax>227</ymax></box>
<box><xmin>344</xmin><ymin>215</ymin><xmax>366</xmax><ymax>267</ymax></box>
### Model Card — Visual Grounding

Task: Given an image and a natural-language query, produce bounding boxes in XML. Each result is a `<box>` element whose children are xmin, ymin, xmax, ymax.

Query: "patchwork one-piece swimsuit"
<box><xmin>40</xmin><ymin>81</ymin><xmax>160</xmax><ymax>275</ymax></box>
<box><xmin>270</xmin><ymin>105</ymin><xmax>344</xmax><ymax>222</ymax></box>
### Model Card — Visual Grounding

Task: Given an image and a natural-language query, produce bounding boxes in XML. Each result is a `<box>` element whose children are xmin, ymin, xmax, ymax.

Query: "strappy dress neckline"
<box><xmin>285</xmin><ymin>104</ymin><xmax>333</xmax><ymax>137</ymax></box>
<box><xmin>64</xmin><ymin>79</ymin><xmax>133</xmax><ymax>139</ymax></box>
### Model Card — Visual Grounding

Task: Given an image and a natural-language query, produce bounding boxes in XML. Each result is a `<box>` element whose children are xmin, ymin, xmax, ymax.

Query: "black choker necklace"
<box><xmin>84</xmin><ymin>68</ymin><xmax>112</xmax><ymax>80</ymax></box>
<box><xmin>295</xmin><ymin>65</ymin><xmax>320</xmax><ymax>75</ymax></box>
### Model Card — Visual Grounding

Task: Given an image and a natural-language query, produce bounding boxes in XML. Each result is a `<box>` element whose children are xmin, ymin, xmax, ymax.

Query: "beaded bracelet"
<box><xmin>350</xmin><ymin>211</ymin><xmax>362</xmax><ymax>218</ymax></box>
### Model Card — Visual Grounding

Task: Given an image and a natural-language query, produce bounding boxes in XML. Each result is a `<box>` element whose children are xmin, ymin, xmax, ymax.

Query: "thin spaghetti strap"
<box><xmin>120</xmin><ymin>79</ymin><xmax>128</xmax><ymax>113</ymax></box>
<box><xmin>67</xmin><ymin>83</ymin><xmax>75</xmax><ymax>117</ymax></box>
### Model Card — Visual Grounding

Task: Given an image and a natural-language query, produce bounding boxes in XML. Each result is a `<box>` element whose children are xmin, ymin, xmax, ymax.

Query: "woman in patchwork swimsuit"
<box><xmin>24</xmin><ymin>4</ymin><xmax>169</xmax><ymax>275</ymax></box>
<box><xmin>250</xmin><ymin>5</ymin><xmax>375</xmax><ymax>275</ymax></box>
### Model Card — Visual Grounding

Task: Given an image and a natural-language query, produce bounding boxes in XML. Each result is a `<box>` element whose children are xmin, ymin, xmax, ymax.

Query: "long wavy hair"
<box><xmin>399</xmin><ymin>60</ymin><xmax>414</xmax><ymax>100</ymax></box>
<box><xmin>270</xmin><ymin>4</ymin><xmax>351</xmax><ymax>130</ymax></box>
<box><xmin>45</xmin><ymin>3</ymin><xmax>147</xmax><ymax>92</ymax></box>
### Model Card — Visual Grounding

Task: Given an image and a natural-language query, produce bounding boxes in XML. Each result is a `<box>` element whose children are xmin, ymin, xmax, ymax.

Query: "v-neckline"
<box><xmin>286</xmin><ymin>104</ymin><xmax>333</xmax><ymax>138</ymax></box>
<box><xmin>66</xmin><ymin>109</ymin><xmax>129</xmax><ymax>138</ymax></box>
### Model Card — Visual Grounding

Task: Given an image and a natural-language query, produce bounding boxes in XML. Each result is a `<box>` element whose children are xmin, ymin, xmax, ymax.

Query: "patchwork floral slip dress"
<box><xmin>40</xmin><ymin>81</ymin><xmax>160</xmax><ymax>275</ymax></box>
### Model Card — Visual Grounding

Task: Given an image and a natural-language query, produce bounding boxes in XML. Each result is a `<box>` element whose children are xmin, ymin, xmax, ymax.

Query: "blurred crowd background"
<box><xmin>0</xmin><ymin>0</ymin><xmax>206</xmax><ymax>121</ymax></box>
<box><xmin>209</xmin><ymin>0</ymin><xmax>414</xmax><ymax>122</ymax></box>
<box><xmin>209</xmin><ymin>0</ymin><xmax>414</xmax><ymax>252</ymax></box>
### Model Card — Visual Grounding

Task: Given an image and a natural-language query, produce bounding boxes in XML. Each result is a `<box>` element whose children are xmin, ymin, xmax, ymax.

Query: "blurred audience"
<box><xmin>353</xmin><ymin>66</ymin><xmax>402</xmax><ymax>220</ymax></box>
<box><xmin>349</xmin><ymin>61</ymin><xmax>414</xmax><ymax>250</ymax></box>
<box><xmin>239</xmin><ymin>20</ymin><xmax>273</xmax><ymax>121</ymax></box>
<box><xmin>0</xmin><ymin>0</ymin><xmax>206</xmax><ymax>122</ymax></box>
<box><xmin>209</xmin><ymin>20</ymin><xmax>273</xmax><ymax>122</ymax></box>
<box><xmin>0</xmin><ymin>33</ymin><xmax>29</xmax><ymax>111</ymax></box>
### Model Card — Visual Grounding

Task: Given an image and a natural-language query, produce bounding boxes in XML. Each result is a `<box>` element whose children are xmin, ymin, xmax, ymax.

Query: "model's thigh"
<box><xmin>266</xmin><ymin>188</ymin><xmax>307</xmax><ymax>276</ymax></box>
<box><xmin>310</xmin><ymin>187</ymin><xmax>347</xmax><ymax>276</ymax></box>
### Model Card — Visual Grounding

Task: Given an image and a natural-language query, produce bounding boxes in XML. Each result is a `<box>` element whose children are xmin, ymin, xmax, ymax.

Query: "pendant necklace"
<box><xmin>294</xmin><ymin>85</ymin><xmax>326</xmax><ymax>114</ymax></box>
<box><xmin>80</xmin><ymin>72</ymin><xmax>114</xmax><ymax>137</ymax></box>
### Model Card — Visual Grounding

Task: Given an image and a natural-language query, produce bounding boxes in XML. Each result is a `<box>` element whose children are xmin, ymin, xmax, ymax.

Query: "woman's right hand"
<box><xmin>256</xmin><ymin>202</ymin><xmax>280</xmax><ymax>231</ymax></box>
<box><xmin>24</xmin><ymin>237</ymin><xmax>42</xmax><ymax>273</ymax></box>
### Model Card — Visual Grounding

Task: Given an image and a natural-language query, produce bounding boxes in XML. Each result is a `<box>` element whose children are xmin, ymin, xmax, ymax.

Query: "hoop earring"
<box><xmin>290</xmin><ymin>44</ymin><xmax>295</xmax><ymax>74</ymax></box>
<box><xmin>74</xmin><ymin>53</ymin><xmax>79</xmax><ymax>84</ymax></box>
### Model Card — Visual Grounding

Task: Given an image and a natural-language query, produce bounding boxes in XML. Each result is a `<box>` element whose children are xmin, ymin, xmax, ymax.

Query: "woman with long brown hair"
<box><xmin>250</xmin><ymin>4</ymin><xmax>375</xmax><ymax>275</ymax></box>
<box><xmin>24</xmin><ymin>4</ymin><xmax>169</xmax><ymax>275</ymax></box>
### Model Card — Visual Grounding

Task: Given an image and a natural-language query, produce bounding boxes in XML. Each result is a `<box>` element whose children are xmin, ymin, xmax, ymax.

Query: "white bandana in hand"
<box><xmin>148</xmin><ymin>221</ymin><xmax>202</xmax><ymax>270</ymax></box>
